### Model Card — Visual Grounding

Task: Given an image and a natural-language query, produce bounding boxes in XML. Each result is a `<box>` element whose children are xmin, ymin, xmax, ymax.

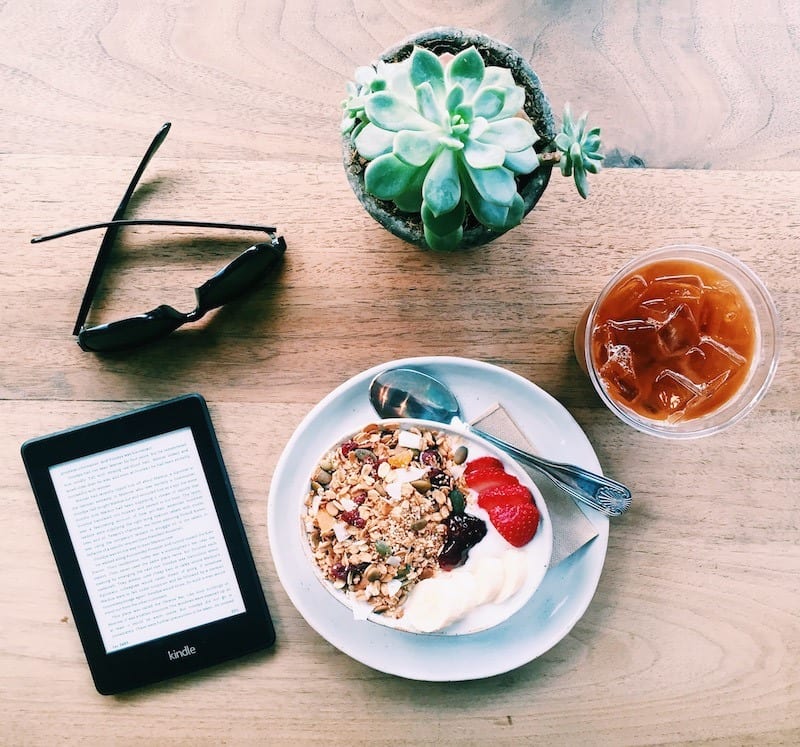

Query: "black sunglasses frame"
<box><xmin>32</xmin><ymin>122</ymin><xmax>285</xmax><ymax>351</ymax></box>
<box><xmin>74</xmin><ymin>234</ymin><xmax>286</xmax><ymax>352</ymax></box>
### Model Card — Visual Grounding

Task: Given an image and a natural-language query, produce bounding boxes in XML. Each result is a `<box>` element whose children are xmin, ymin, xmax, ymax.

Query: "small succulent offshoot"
<box><xmin>554</xmin><ymin>104</ymin><xmax>604</xmax><ymax>199</ymax></box>
<box><xmin>342</xmin><ymin>46</ymin><xmax>603</xmax><ymax>250</ymax></box>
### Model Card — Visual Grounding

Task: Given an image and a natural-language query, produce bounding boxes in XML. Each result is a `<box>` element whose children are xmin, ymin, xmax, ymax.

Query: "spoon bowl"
<box><xmin>369</xmin><ymin>367</ymin><xmax>632</xmax><ymax>517</ymax></box>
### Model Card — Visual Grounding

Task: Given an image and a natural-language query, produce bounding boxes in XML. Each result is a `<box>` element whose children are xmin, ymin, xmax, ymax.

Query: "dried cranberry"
<box><xmin>351</xmin><ymin>490</ymin><xmax>367</xmax><ymax>505</ymax></box>
<box><xmin>340</xmin><ymin>440</ymin><xmax>359</xmax><ymax>456</ymax></box>
<box><xmin>331</xmin><ymin>563</ymin><xmax>348</xmax><ymax>581</ymax></box>
<box><xmin>438</xmin><ymin>513</ymin><xmax>487</xmax><ymax>570</ymax></box>
<box><xmin>341</xmin><ymin>509</ymin><xmax>366</xmax><ymax>528</ymax></box>
<box><xmin>420</xmin><ymin>449</ymin><xmax>441</xmax><ymax>467</ymax></box>
<box><xmin>428</xmin><ymin>468</ymin><xmax>451</xmax><ymax>489</ymax></box>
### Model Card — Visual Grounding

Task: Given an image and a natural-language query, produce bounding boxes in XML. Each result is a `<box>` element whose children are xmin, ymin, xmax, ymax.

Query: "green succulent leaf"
<box><xmin>583</xmin><ymin>134</ymin><xmax>602</xmax><ymax>153</ymax></box>
<box><xmin>421</xmin><ymin>198</ymin><xmax>466</xmax><ymax>236</ymax></box>
<box><xmin>438</xmin><ymin>134</ymin><xmax>464</xmax><ymax>151</ymax></box>
<box><xmin>341</xmin><ymin>114</ymin><xmax>357</xmax><ymax>135</ymax></box>
<box><xmin>469</xmin><ymin>116</ymin><xmax>489</xmax><ymax>140</ymax></box>
<box><xmin>366</xmin><ymin>92</ymin><xmax>434</xmax><ymax>132</ymax></box>
<box><xmin>410</xmin><ymin>48</ymin><xmax>445</xmax><ymax>98</ymax></box>
<box><xmin>462</xmin><ymin>177</ymin><xmax>508</xmax><ymax>230</ymax></box>
<box><xmin>424</xmin><ymin>223</ymin><xmax>463</xmax><ymax>251</ymax></box>
<box><xmin>554</xmin><ymin>132</ymin><xmax>572</xmax><ymax>153</ymax></box>
<box><xmin>463</xmin><ymin>139</ymin><xmax>506</xmax><ymax>169</ymax></box>
<box><xmin>495</xmin><ymin>86</ymin><xmax>526</xmax><ymax>120</ymax></box>
<box><xmin>472</xmin><ymin>87</ymin><xmax>506</xmax><ymax>120</ymax></box>
<box><xmin>445</xmin><ymin>84</ymin><xmax>465</xmax><ymax>113</ymax></box>
<box><xmin>562</xmin><ymin>104</ymin><xmax>575</xmax><ymax>137</ymax></box>
<box><xmin>415</xmin><ymin>82</ymin><xmax>443</xmax><ymax>125</ymax></box>
<box><xmin>422</xmin><ymin>148</ymin><xmax>461</xmax><ymax>216</ymax></box>
<box><xmin>482</xmin><ymin>66</ymin><xmax>516</xmax><ymax>90</ymax></box>
<box><xmin>364</xmin><ymin>153</ymin><xmax>418</xmax><ymax>199</ymax></box>
<box><xmin>393</xmin><ymin>130</ymin><xmax>440</xmax><ymax>167</ymax></box>
<box><xmin>570</xmin><ymin>143</ymin><xmax>589</xmax><ymax>198</ymax></box>
<box><xmin>505</xmin><ymin>192</ymin><xmax>525</xmax><ymax>228</ymax></box>
<box><xmin>503</xmin><ymin>146</ymin><xmax>538</xmax><ymax>174</ymax></box>
<box><xmin>446</xmin><ymin>47</ymin><xmax>485</xmax><ymax>99</ymax></box>
<box><xmin>355</xmin><ymin>122</ymin><xmax>395</xmax><ymax>160</ymax></box>
<box><xmin>392</xmin><ymin>170</ymin><xmax>425</xmax><ymax>212</ymax></box>
<box><xmin>469</xmin><ymin>198</ymin><xmax>509</xmax><ymax>230</ymax></box>
<box><xmin>560</xmin><ymin>152</ymin><xmax>572</xmax><ymax>176</ymax></box>
<box><xmin>478</xmin><ymin>118</ymin><xmax>537</xmax><ymax>151</ymax></box>
<box><xmin>465</xmin><ymin>163</ymin><xmax>517</xmax><ymax>207</ymax></box>
<box><xmin>583</xmin><ymin>157</ymin><xmax>601</xmax><ymax>174</ymax></box>
<box><xmin>454</xmin><ymin>102</ymin><xmax>474</xmax><ymax>124</ymax></box>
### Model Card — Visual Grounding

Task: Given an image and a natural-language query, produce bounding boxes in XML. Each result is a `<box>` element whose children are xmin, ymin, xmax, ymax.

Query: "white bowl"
<box><xmin>300</xmin><ymin>418</ymin><xmax>553</xmax><ymax>635</ymax></box>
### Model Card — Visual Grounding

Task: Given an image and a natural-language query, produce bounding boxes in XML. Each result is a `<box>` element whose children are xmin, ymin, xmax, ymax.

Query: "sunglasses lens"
<box><xmin>78</xmin><ymin>305</ymin><xmax>186</xmax><ymax>352</ymax></box>
<box><xmin>196</xmin><ymin>239</ymin><xmax>285</xmax><ymax>310</ymax></box>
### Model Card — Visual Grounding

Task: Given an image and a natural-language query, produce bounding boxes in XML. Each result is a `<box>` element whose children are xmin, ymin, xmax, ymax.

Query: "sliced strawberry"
<box><xmin>488</xmin><ymin>503</ymin><xmax>540</xmax><ymax>547</ymax></box>
<box><xmin>464</xmin><ymin>467</ymin><xmax>519</xmax><ymax>493</ymax></box>
<box><xmin>477</xmin><ymin>483</ymin><xmax>533</xmax><ymax>512</ymax></box>
<box><xmin>464</xmin><ymin>456</ymin><xmax>504</xmax><ymax>476</ymax></box>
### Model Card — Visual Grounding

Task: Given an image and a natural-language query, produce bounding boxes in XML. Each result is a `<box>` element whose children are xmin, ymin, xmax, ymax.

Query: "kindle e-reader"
<box><xmin>21</xmin><ymin>393</ymin><xmax>275</xmax><ymax>694</ymax></box>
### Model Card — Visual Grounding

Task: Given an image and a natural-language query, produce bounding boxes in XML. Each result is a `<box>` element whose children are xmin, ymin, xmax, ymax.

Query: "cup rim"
<box><xmin>584</xmin><ymin>244</ymin><xmax>781</xmax><ymax>439</ymax></box>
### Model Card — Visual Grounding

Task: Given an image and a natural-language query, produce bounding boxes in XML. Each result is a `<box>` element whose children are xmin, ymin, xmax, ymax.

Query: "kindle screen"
<box><xmin>48</xmin><ymin>426</ymin><xmax>246</xmax><ymax>654</ymax></box>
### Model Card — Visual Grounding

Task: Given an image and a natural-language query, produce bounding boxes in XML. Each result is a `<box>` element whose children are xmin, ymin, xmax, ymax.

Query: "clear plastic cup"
<box><xmin>575</xmin><ymin>244</ymin><xmax>781</xmax><ymax>438</ymax></box>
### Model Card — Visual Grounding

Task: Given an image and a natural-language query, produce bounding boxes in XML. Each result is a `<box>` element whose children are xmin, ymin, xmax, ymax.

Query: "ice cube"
<box><xmin>652</xmin><ymin>369</ymin><xmax>701</xmax><ymax>416</ymax></box>
<box><xmin>613</xmin><ymin>274</ymin><xmax>648</xmax><ymax>316</ymax></box>
<box><xmin>607</xmin><ymin>318</ymin><xmax>660</xmax><ymax>358</ymax></box>
<box><xmin>657</xmin><ymin>303</ymin><xmax>701</xmax><ymax>357</ymax></box>
<box><xmin>599</xmin><ymin>346</ymin><xmax>640</xmax><ymax>402</ymax></box>
<box><xmin>643</xmin><ymin>275</ymin><xmax>704</xmax><ymax>321</ymax></box>
<box><xmin>685</xmin><ymin>337</ymin><xmax>746</xmax><ymax>391</ymax></box>
<box><xmin>697</xmin><ymin>285</ymin><xmax>747</xmax><ymax>343</ymax></box>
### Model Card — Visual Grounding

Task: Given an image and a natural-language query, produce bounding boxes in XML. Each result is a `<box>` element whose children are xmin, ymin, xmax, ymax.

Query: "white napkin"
<box><xmin>472</xmin><ymin>404</ymin><xmax>598</xmax><ymax>565</ymax></box>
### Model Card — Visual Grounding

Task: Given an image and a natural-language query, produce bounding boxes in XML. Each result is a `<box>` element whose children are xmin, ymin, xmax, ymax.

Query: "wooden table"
<box><xmin>2</xmin><ymin>3</ymin><xmax>798</xmax><ymax>745</ymax></box>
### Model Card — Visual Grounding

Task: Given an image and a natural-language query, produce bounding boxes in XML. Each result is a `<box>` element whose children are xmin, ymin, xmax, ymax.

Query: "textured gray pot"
<box><xmin>342</xmin><ymin>27</ymin><xmax>557</xmax><ymax>250</ymax></box>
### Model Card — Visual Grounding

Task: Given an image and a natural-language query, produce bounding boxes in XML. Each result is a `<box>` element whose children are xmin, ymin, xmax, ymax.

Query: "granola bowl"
<box><xmin>301</xmin><ymin>418</ymin><xmax>552</xmax><ymax>636</ymax></box>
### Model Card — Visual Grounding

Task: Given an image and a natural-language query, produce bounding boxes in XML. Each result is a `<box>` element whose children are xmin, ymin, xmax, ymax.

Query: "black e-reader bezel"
<box><xmin>21</xmin><ymin>393</ymin><xmax>275</xmax><ymax>695</ymax></box>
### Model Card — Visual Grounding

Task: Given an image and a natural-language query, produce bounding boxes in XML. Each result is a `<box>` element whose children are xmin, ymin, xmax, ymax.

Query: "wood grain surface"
<box><xmin>2</xmin><ymin>0</ymin><xmax>799</xmax><ymax>168</ymax></box>
<box><xmin>1</xmin><ymin>1</ymin><xmax>799</xmax><ymax>745</ymax></box>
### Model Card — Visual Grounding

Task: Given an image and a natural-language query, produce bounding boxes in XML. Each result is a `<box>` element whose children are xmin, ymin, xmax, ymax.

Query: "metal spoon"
<box><xmin>368</xmin><ymin>367</ymin><xmax>632</xmax><ymax>517</ymax></box>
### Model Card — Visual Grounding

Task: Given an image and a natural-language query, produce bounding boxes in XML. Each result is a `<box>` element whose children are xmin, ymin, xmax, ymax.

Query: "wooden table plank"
<box><xmin>1</xmin><ymin>1</ymin><xmax>799</xmax><ymax>168</ymax></box>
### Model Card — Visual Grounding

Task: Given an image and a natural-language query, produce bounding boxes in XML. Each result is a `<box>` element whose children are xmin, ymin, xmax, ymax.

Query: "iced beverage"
<box><xmin>577</xmin><ymin>246</ymin><xmax>780</xmax><ymax>438</ymax></box>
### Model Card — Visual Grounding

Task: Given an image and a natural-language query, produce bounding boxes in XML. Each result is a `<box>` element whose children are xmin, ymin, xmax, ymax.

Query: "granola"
<box><xmin>302</xmin><ymin>422</ymin><xmax>470</xmax><ymax>618</ymax></box>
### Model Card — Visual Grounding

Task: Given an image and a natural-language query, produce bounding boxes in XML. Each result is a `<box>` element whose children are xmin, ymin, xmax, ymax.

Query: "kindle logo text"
<box><xmin>167</xmin><ymin>645</ymin><xmax>197</xmax><ymax>661</ymax></box>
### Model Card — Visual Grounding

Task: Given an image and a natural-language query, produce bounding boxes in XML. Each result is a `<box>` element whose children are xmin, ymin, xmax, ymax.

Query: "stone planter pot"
<box><xmin>342</xmin><ymin>27</ymin><xmax>557</xmax><ymax>250</ymax></box>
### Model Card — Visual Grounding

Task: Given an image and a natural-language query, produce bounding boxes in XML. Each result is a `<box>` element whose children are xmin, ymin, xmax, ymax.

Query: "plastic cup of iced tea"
<box><xmin>575</xmin><ymin>244</ymin><xmax>780</xmax><ymax>438</ymax></box>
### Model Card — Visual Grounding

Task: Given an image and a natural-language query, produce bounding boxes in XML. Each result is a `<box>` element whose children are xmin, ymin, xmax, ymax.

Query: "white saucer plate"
<box><xmin>268</xmin><ymin>356</ymin><xmax>609</xmax><ymax>681</ymax></box>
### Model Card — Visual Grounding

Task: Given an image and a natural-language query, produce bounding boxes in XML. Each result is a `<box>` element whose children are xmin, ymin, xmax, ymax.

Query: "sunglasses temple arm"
<box><xmin>31</xmin><ymin>219</ymin><xmax>278</xmax><ymax>244</ymax></box>
<box><xmin>68</xmin><ymin>122</ymin><xmax>172</xmax><ymax>335</ymax></box>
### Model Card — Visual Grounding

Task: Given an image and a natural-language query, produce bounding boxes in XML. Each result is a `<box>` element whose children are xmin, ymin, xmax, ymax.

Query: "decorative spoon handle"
<box><xmin>470</xmin><ymin>427</ymin><xmax>632</xmax><ymax>517</ymax></box>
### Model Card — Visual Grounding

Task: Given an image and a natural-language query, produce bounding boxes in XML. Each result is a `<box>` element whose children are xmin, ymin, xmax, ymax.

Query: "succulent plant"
<box><xmin>342</xmin><ymin>45</ymin><xmax>603</xmax><ymax>250</ymax></box>
<box><xmin>555</xmin><ymin>104</ymin><xmax>604</xmax><ymax>199</ymax></box>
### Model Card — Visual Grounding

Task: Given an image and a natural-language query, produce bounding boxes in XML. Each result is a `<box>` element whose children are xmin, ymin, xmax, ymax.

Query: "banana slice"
<box><xmin>469</xmin><ymin>557</ymin><xmax>505</xmax><ymax>605</ymax></box>
<box><xmin>403</xmin><ymin>572</ymin><xmax>477</xmax><ymax>633</ymax></box>
<box><xmin>494</xmin><ymin>550</ymin><xmax>528</xmax><ymax>603</ymax></box>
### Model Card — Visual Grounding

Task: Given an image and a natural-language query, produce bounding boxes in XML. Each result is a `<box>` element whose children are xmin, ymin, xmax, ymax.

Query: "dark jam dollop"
<box><xmin>438</xmin><ymin>513</ymin><xmax>487</xmax><ymax>570</ymax></box>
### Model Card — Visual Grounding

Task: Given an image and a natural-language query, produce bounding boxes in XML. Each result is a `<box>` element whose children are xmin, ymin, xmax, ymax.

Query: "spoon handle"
<box><xmin>470</xmin><ymin>427</ymin><xmax>632</xmax><ymax>517</ymax></box>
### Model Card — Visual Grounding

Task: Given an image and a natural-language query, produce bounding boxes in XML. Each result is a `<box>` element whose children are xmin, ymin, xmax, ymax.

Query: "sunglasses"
<box><xmin>31</xmin><ymin>122</ymin><xmax>286</xmax><ymax>352</ymax></box>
